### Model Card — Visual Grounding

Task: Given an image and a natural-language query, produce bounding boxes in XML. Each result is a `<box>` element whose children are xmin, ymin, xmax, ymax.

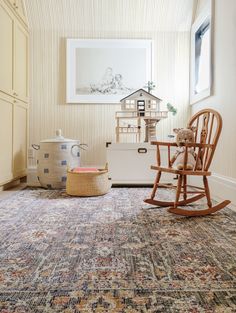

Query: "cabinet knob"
<box><xmin>13</xmin><ymin>92</ymin><xmax>18</xmax><ymax>96</ymax></box>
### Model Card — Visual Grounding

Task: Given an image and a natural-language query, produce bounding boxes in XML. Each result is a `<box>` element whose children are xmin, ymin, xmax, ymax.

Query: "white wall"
<box><xmin>192</xmin><ymin>0</ymin><xmax>236</xmax><ymax>204</ymax></box>
<box><xmin>25</xmin><ymin>0</ymin><xmax>193</xmax><ymax>166</ymax></box>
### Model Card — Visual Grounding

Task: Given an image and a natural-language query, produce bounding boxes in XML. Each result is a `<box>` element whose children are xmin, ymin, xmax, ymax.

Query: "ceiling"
<box><xmin>24</xmin><ymin>0</ymin><xmax>197</xmax><ymax>32</ymax></box>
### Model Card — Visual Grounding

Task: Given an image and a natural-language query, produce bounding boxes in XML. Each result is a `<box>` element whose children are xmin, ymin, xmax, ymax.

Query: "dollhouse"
<box><xmin>116</xmin><ymin>89</ymin><xmax>168</xmax><ymax>142</ymax></box>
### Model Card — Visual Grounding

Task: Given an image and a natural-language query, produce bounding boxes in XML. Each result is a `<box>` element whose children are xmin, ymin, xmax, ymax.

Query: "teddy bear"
<box><xmin>170</xmin><ymin>127</ymin><xmax>202</xmax><ymax>170</ymax></box>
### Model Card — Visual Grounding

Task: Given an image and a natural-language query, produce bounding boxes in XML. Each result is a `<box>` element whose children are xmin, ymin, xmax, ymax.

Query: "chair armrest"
<box><xmin>150</xmin><ymin>141</ymin><xmax>178</xmax><ymax>147</ymax></box>
<box><xmin>180</xmin><ymin>143</ymin><xmax>214</xmax><ymax>148</ymax></box>
<box><xmin>151</xmin><ymin>141</ymin><xmax>214</xmax><ymax>148</ymax></box>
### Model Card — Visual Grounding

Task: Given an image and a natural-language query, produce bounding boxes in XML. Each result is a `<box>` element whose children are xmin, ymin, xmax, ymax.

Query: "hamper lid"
<box><xmin>40</xmin><ymin>129</ymin><xmax>79</xmax><ymax>143</ymax></box>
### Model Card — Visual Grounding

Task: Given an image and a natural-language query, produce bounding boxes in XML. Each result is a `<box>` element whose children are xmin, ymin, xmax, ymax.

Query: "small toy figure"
<box><xmin>170</xmin><ymin>127</ymin><xmax>202</xmax><ymax>170</ymax></box>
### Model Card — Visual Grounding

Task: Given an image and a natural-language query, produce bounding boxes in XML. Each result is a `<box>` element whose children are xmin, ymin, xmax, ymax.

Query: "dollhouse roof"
<box><xmin>120</xmin><ymin>89</ymin><xmax>162</xmax><ymax>102</ymax></box>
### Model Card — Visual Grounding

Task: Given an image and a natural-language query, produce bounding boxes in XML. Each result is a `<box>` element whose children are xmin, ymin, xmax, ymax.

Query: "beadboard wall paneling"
<box><xmin>24</xmin><ymin>0</ymin><xmax>194</xmax><ymax>166</ymax></box>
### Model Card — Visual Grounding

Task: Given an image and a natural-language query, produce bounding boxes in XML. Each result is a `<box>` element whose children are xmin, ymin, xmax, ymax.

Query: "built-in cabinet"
<box><xmin>13</xmin><ymin>20</ymin><xmax>28</xmax><ymax>102</ymax></box>
<box><xmin>13</xmin><ymin>100</ymin><xmax>27</xmax><ymax>178</ymax></box>
<box><xmin>0</xmin><ymin>2</ymin><xmax>13</xmax><ymax>96</ymax></box>
<box><xmin>0</xmin><ymin>0</ymin><xmax>28</xmax><ymax>102</ymax></box>
<box><xmin>0</xmin><ymin>0</ymin><xmax>28</xmax><ymax>186</ymax></box>
<box><xmin>0</xmin><ymin>94</ymin><xmax>13</xmax><ymax>184</ymax></box>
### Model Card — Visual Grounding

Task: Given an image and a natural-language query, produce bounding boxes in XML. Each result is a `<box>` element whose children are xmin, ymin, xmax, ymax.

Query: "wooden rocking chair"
<box><xmin>144</xmin><ymin>109</ymin><xmax>231</xmax><ymax>216</ymax></box>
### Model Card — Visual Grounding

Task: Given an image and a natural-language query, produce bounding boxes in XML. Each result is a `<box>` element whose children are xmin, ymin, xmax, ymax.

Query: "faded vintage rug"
<box><xmin>0</xmin><ymin>187</ymin><xmax>235</xmax><ymax>312</ymax></box>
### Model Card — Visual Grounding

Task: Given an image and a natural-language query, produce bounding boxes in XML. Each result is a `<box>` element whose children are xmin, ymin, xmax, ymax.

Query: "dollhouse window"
<box><xmin>151</xmin><ymin>100</ymin><xmax>157</xmax><ymax>109</ymax></box>
<box><xmin>125</xmin><ymin>100</ymin><xmax>135</xmax><ymax>109</ymax></box>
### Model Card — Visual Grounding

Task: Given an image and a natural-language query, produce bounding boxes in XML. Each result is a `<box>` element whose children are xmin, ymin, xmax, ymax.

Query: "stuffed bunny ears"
<box><xmin>173</xmin><ymin>126</ymin><xmax>197</xmax><ymax>134</ymax></box>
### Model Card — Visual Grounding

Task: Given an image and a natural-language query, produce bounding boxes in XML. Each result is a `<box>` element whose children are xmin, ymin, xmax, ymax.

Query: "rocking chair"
<box><xmin>144</xmin><ymin>109</ymin><xmax>231</xmax><ymax>216</ymax></box>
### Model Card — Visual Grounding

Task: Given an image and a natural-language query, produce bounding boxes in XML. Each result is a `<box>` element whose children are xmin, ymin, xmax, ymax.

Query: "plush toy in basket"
<box><xmin>170</xmin><ymin>127</ymin><xmax>202</xmax><ymax>170</ymax></box>
<box><xmin>66</xmin><ymin>164</ymin><xmax>111</xmax><ymax>196</ymax></box>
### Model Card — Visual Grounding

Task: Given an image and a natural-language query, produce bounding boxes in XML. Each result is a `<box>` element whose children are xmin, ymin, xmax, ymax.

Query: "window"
<box><xmin>195</xmin><ymin>19</ymin><xmax>210</xmax><ymax>94</ymax></box>
<box><xmin>190</xmin><ymin>6</ymin><xmax>212</xmax><ymax>104</ymax></box>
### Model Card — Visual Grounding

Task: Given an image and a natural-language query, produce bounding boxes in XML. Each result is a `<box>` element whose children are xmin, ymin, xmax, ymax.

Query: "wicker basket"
<box><xmin>66</xmin><ymin>166</ymin><xmax>111</xmax><ymax>196</ymax></box>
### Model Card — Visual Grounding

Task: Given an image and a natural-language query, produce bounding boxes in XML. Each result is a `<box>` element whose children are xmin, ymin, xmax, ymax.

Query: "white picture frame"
<box><xmin>190</xmin><ymin>0</ymin><xmax>213</xmax><ymax>104</ymax></box>
<box><xmin>66</xmin><ymin>39</ymin><xmax>153</xmax><ymax>103</ymax></box>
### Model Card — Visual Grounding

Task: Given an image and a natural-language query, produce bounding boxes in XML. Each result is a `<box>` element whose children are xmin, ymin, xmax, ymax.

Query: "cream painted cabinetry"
<box><xmin>13</xmin><ymin>19</ymin><xmax>28</xmax><ymax>102</ymax></box>
<box><xmin>0</xmin><ymin>94</ymin><xmax>13</xmax><ymax>185</ymax></box>
<box><xmin>0</xmin><ymin>0</ymin><xmax>28</xmax><ymax>187</ymax></box>
<box><xmin>0</xmin><ymin>1</ymin><xmax>13</xmax><ymax>96</ymax></box>
<box><xmin>0</xmin><ymin>0</ymin><xmax>28</xmax><ymax>102</ymax></box>
<box><xmin>13</xmin><ymin>100</ymin><xmax>27</xmax><ymax>178</ymax></box>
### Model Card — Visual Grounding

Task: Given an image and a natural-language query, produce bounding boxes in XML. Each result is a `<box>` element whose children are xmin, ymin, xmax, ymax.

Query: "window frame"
<box><xmin>190</xmin><ymin>5</ymin><xmax>213</xmax><ymax>105</ymax></box>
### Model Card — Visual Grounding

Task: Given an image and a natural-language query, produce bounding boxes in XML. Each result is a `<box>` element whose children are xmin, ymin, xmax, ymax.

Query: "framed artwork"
<box><xmin>190</xmin><ymin>0</ymin><xmax>213</xmax><ymax>104</ymax></box>
<box><xmin>66</xmin><ymin>39</ymin><xmax>153</xmax><ymax>103</ymax></box>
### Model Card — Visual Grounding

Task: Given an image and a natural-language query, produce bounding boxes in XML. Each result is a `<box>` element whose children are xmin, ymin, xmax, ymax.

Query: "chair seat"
<box><xmin>151</xmin><ymin>165</ymin><xmax>211</xmax><ymax>176</ymax></box>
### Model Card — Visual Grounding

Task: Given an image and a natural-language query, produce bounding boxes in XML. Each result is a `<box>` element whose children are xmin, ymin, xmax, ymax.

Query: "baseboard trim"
<box><xmin>209</xmin><ymin>173</ymin><xmax>236</xmax><ymax>207</ymax></box>
<box><xmin>190</xmin><ymin>173</ymin><xmax>236</xmax><ymax>207</ymax></box>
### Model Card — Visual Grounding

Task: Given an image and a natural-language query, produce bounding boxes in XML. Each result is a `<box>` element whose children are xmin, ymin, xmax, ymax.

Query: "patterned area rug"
<box><xmin>0</xmin><ymin>188</ymin><xmax>235</xmax><ymax>312</ymax></box>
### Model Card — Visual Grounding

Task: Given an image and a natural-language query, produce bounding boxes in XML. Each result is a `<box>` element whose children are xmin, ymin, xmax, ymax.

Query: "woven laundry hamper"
<box><xmin>66</xmin><ymin>167</ymin><xmax>111</xmax><ymax>196</ymax></box>
<box><xmin>32</xmin><ymin>129</ymin><xmax>87</xmax><ymax>189</ymax></box>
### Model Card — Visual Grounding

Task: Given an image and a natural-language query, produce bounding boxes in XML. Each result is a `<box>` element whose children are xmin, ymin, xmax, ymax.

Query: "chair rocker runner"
<box><xmin>144</xmin><ymin>109</ymin><xmax>231</xmax><ymax>216</ymax></box>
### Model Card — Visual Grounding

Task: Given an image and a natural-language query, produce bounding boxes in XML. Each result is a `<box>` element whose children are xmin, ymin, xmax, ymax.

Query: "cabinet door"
<box><xmin>0</xmin><ymin>2</ymin><xmax>13</xmax><ymax>95</ymax></box>
<box><xmin>13</xmin><ymin>20</ymin><xmax>28</xmax><ymax>102</ymax></box>
<box><xmin>13</xmin><ymin>100</ymin><xmax>27</xmax><ymax>178</ymax></box>
<box><xmin>0</xmin><ymin>94</ymin><xmax>13</xmax><ymax>185</ymax></box>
